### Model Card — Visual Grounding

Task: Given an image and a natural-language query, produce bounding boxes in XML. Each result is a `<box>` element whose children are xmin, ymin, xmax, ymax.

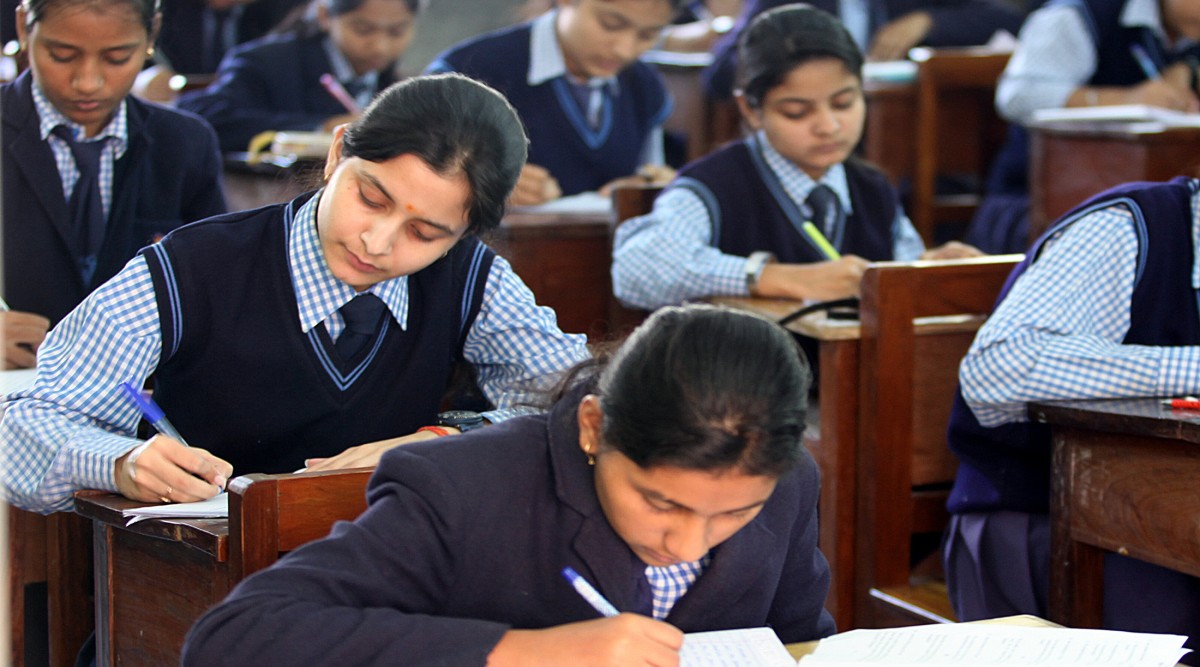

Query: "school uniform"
<box><xmin>180</xmin><ymin>383</ymin><xmax>836</xmax><ymax>666</ymax></box>
<box><xmin>0</xmin><ymin>192</ymin><xmax>590</xmax><ymax>514</ymax></box>
<box><xmin>425</xmin><ymin>10</ymin><xmax>672</xmax><ymax>197</ymax></box>
<box><xmin>178</xmin><ymin>32</ymin><xmax>402</xmax><ymax>152</ymax></box>
<box><xmin>612</xmin><ymin>131</ymin><xmax>923</xmax><ymax>310</ymax></box>
<box><xmin>703</xmin><ymin>0</ymin><xmax>1025</xmax><ymax>99</ymax></box>
<box><xmin>946</xmin><ymin>177</ymin><xmax>1200</xmax><ymax>650</ymax></box>
<box><xmin>1</xmin><ymin>70</ymin><xmax>227</xmax><ymax>326</ymax></box>
<box><xmin>966</xmin><ymin>0</ymin><xmax>1200</xmax><ymax>253</ymax></box>
<box><xmin>156</xmin><ymin>0</ymin><xmax>306</xmax><ymax>75</ymax></box>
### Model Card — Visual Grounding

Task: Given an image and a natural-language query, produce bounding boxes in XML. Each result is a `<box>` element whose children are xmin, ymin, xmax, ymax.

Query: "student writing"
<box><xmin>424</xmin><ymin>0</ymin><xmax>685</xmax><ymax>206</ymax></box>
<box><xmin>1</xmin><ymin>0</ymin><xmax>227</xmax><ymax>368</ymax></box>
<box><xmin>0</xmin><ymin>73</ymin><xmax>589</xmax><ymax>514</ymax></box>
<box><xmin>612</xmin><ymin>4</ymin><xmax>976</xmax><ymax>313</ymax></box>
<box><xmin>965</xmin><ymin>0</ymin><xmax>1200</xmax><ymax>253</ymax></box>
<box><xmin>178</xmin><ymin>0</ymin><xmax>418</xmax><ymax>152</ymax></box>
<box><xmin>181</xmin><ymin>304</ymin><xmax>836</xmax><ymax>666</ymax></box>
<box><xmin>946</xmin><ymin>176</ymin><xmax>1200</xmax><ymax>660</ymax></box>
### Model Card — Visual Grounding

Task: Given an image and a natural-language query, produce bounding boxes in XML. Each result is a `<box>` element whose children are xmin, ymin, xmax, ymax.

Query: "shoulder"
<box><xmin>369</xmin><ymin>414</ymin><xmax>553</xmax><ymax>505</ymax></box>
<box><xmin>128</xmin><ymin>96</ymin><xmax>217</xmax><ymax>136</ymax></box>
<box><xmin>225</xmin><ymin>32</ymin><xmax>311</xmax><ymax>66</ymax></box>
<box><xmin>678</xmin><ymin>140</ymin><xmax>752</xmax><ymax>179</ymax></box>
<box><xmin>432</xmin><ymin>23</ymin><xmax>531</xmax><ymax>73</ymax></box>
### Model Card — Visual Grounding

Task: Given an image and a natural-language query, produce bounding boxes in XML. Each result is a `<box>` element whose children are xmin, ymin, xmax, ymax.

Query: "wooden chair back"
<box><xmin>7</xmin><ymin>505</ymin><xmax>94</xmax><ymax>667</ymax></box>
<box><xmin>228</xmin><ymin>468</ymin><xmax>372</xmax><ymax>582</ymax></box>
<box><xmin>908</xmin><ymin>48</ymin><xmax>1010</xmax><ymax>244</ymax></box>
<box><xmin>854</xmin><ymin>255</ymin><xmax>1021</xmax><ymax>626</ymax></box>
<box><xmin>608</xmin><ymin>183</ymin><xmax>665</xmax><ymax>338</ymax></box>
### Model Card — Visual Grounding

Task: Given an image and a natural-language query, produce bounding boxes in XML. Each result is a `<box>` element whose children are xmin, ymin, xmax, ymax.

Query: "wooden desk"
<box><xmin>708</xmin><ymin>297</ymin><xmax>984</xmax><ymax>630</ymax></box>
<box><xmin>75</xmin><ymin>469</ymin><xmax>372</xmax><ymax>667</ymax></box>
<box><xmin>1028</xmin><ymin>121</ymin><xmax>1200</xmax><ymax>241</ymax></box>
<box><xmin>75</xmin><ymin>492</ymin><xmax>230</xmax><ymax>667</ymax></box>
<box><xmin>1029</xmin><ymin>398</ymin><xmax>1200</xmax><ymax>628</ymax></box>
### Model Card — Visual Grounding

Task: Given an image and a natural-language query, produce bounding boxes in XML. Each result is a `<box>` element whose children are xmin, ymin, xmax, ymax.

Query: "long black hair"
<box><xmin>735</xmin><ymin>3</ymin><xmax>863</xmax><ymax>109</ymax></box>
<box><xmin>338</xmin><ymin>73</ymin><xmax>528</xmax><ymax>234</ymax></box>
<box><xmin>21</xmin><ymin>0</ymin><xmax>159</xmax><ymax>34</ymax></box>
<box><xmin>595</xmin><ymin>304</ymin><xmax>811</xmax><ymax>477</ymax></box>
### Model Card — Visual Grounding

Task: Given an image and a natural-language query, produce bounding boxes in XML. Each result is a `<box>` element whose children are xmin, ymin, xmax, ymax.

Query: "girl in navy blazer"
<box><xmin>182</xmin><ymin>304</ymin><xmax>836</xmax><ymax>666</ymax></box>
<box><xmin>1</xmin><ymin>0</ymin><xmax>226</xmax><ymax>365</ymax></box>
<box><xmin>179</xmin><ymin>0</ymin><xmax>418</xmax><ymax>152</ymax></box>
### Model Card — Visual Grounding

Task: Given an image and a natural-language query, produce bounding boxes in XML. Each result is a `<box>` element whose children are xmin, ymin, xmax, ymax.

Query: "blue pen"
<box><xmin>562</xmin><ymin>566</ymin><xmax>619</xmax><ymax>617</ymax></box>
<box><xmin>1130</xmin><ymin>43</ymin><xmax>1160</xmax><ymax>80</ymax></box>
<box><xmin>120</xmin><ymin>381</ymin><xmax>190</xmax><ymax>447</ymax></box>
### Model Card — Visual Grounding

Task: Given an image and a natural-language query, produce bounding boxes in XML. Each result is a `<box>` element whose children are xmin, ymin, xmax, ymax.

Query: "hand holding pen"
<box><xmin>113</xmin><ymin>382</ymin><xmax>232</xmax><ymax>504</ymax></box>
<box><xmin>486</xmin><ymin>568</ymin><xmax>683</xmax><ymax>665</ymax></box>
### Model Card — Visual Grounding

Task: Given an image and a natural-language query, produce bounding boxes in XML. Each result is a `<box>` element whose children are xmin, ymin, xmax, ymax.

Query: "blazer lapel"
<box><xmin>4</xmin><ymin>74</ymin><xmax>73</xmax><ymax>251</ymax></box>
<box><xmin>666</xmin><ymin>515</ymin><xmax>780</xmax><ymax>627</ymax></box>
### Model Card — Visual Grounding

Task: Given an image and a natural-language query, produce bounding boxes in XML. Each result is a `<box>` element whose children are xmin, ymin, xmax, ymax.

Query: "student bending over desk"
<box><xmin>946</xmin><ymin>177</ymin><xmax>1200</xmax><ymax>658</ymax></box>
<box><xmin>424</xmin><ymin>0</ymin><xmax>685</xmax><ymax>206</ymax></box>
<box><xmin>612</xmin><ymin>4</ymin><xmax>976</xmax><ymax>312</ymax></box>
<box><xmin>178</xmin><ymin>0</ymin><xmax>417</xmax><ymax>153</ymax></box>
<box><xmin>2</xmin><ymin>0</ymin><xmax>227</xmax><ymax>365</ymax></box>
<box><xmin>182</xmin><ymin>304</ymin><xmax>835</xmax><ymax>666</ymax></box>
<box><xmin>1</xmin><ymin>74</ymin><xmax>589</xmax><ymax>514</ymax></box>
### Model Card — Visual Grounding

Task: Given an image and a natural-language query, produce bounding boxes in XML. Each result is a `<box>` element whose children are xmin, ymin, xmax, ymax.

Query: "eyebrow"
<box><xmin>596</xmin><ymin>8</ymin><xmax>671</xmax><ymax>32</ymax></box>
<box><xmin>639</xmin><ymin>486</ymin><xmax>770</xmax><ymax>515</ymax></box>
<box><xmin>357</xmin><ymin>169</ymin><xmax>459</xmax><ymax>236</ymax></box>
<box><xmin>42</xmin><ymin>37</ymin><xmax>142</xmax><ymax>53</ymax></box>
<box><xmin>774</xmin><ymin>84</ymin><xmax>861</xmax><ymax>106</ymax></box>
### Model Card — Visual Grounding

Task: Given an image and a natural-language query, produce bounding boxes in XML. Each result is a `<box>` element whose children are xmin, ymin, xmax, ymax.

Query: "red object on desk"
<box><xmin>1162</xmin><ymin>398</ymin><xmax>1200</xmax><ymax>410</ymax></box>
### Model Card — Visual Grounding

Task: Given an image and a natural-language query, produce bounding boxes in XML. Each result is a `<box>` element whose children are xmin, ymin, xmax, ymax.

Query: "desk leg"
<box><xmin>812</xmin><ymin>339</ymin><xmax>859</xmax><ymax>631</ymax></box>
<box><xmin>1049</xmin><ymin>432</ymin><xmax>1105</xmax><ymax>627</ymax></box>
<box><xmin>92</xmin><ymin>522</ymin><xmax>114</xmax><ymax>667</ymax></box>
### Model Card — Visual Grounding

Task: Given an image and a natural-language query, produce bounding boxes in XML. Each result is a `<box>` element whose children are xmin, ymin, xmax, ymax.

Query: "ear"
<box><xmin>14</xmin><ymin>6</ymin><xmax>27</xmax><ymax>47</ymax></box>
<box><xmin>576</xmin><ymin>394</ymin><xmax>604</xmax><ymax>456</ymax></box>
<box><xmin>316</xmin><ymin>1</ymin><xmax>332</xmax><ymax>32</ymax></box>
<box><xmin>735</xmin><ymin>92</ymin><xmax>762</xmax><ymax>131</ymax></box>
<box><xmin>323</xmin><ymin>124</ymin><xmax>347</xmax><ymax>181</ymax></box>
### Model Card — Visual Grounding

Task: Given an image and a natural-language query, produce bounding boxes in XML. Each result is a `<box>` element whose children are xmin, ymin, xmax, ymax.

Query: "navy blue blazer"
<box><xmin>178</xmin><ymin>32</ymin><xmax>402</xmax><ymax>152</ymax></box>
<box><xmin>703</xmin><ymin>0</ymin><xmax>1025</xmax><ymax>98</ymax></box>
<box><xmin>1</xmin><ymin>71</ymin><xmax>227</xmax><ymax>325</ymax></box>
<box><xmin>157</xmin><ymin>0</ymin><xmax>306</xmax><ymax>74</ymax></box>
<box><xmin>182</xmin><ymin>389</ymin><xmax>836</xmax><ymax>666</ymax></box>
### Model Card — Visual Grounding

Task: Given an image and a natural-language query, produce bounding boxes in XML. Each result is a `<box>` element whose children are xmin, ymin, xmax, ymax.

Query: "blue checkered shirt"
<box><xmin>646</xmin><ymin>554</ymin><xmax>711</xmax><ymax>620</ymax></box>
<box><xmin>960</xmin><ymin>185</ymin><xmax>1200</xmax><ymax>427</ymax></box>
<box><xmin>611</xmin><ymin>131</ymin><xmax>924</xmax><ymax>309</ymax></box>
<box><xmin>32</xmin><ymin>83</ymin><xmax>128</xmax><ymax>217</ymax></box>
<box><xmin>1</xmin><ymin>193</ymin><xmax>590</xmax><ymax>513</ymax></box>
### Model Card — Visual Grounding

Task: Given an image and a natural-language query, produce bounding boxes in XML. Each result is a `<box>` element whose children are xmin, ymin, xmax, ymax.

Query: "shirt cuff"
<box><xmin>70</xmin><ymin>431</ymin><xmax>144</xmax><ymax>494</ymax></box>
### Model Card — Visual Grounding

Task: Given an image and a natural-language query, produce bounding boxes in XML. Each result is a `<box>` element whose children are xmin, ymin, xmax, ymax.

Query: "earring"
<box><xmin>584</xmin><ymin>448</ymin><xmax>595</xmax><ymax>466</ymax></box>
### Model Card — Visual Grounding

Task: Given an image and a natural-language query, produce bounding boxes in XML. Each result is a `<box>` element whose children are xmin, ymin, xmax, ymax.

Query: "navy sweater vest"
<box><xmin>675</xmin><ymin>139</ymin><xmax>897</xmax><ymax>262</ymax></box>
<box><xmin>947</xmin><ymin>177</ymin><xmax>1200</xmax><ymax>514</ymax></box>
<box><xmin>430</xmin><ymin>22</ymin><xmax>671</xmax><ymax>196</ymax></box>
<box><xmin>140</xmin><ymin>193</ymin><xmax>493</xmax><ymax>474</ymax></box>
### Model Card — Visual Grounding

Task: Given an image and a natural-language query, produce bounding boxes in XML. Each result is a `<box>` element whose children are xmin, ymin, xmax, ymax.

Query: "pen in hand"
<box><xmin>121</xmin><ymin>381</ymin><xmax>190</xmax><ymax>447</ymax></box>
<box><xmin>562</xmin><ymin>566</ymin><xmax>620</xmax><ymax>617</ymax></box>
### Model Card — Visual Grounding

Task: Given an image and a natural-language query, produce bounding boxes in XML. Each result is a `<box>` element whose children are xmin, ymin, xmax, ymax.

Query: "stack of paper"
<box><xmin>121</xmin><ymin>492</ymin><xmax>229</xmax><ymax>526</ymax></box>
<box><xmin>1031</xmin><ymin>104</ymin><xmax>1200</xmax><ymax>128</ymax></box>
<box><xmin>798</xmin><ymin>624</ymin><xmax>1190</xmax><ymax>667</ymax></box>
<box><xmin>682</xmin><ymin>628</ymin><xmax>796</xmax><ymax>667</ymax></box>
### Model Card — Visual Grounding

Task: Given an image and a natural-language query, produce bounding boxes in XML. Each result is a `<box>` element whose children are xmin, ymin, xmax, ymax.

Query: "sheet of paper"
<box><xmin>122</xmin><ymin>492</ymin><xmax>229</xmax><ymax>526</ymax></box>
<box><xmin>863</xmin><ymin>60</ymin><xmax>918</xmax><ymax>84</ymax></box>
<box><xmin>512</xmin><ymin>191</ymin><xmax>613</xmax><ymax>215</ymax></box>
<box><xmin>1031</xmin><ymin>104</ymin><xmax>1200</xmax><ymax>127</ymax></box>
<box><xmin>798</xmin><ymin>624</ymin><xmax>1189</xmax><ymax>667</ymax></box>
<box><xmin>680</xmin><ymin>627</ymin><xmax>796</xmax><ymax>667</ymax></box>
<box><xmin>0</xmin><ymin>368</ymin><xmax>36</xmax><ymax>396</ymax></box>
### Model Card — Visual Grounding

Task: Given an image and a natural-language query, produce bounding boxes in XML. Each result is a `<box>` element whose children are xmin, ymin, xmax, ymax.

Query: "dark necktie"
<box><xmin>52</xmin><ymin>125</ymin><xmax>107</xmax><ymax>284</ymax></box>
<box><xmin>806</xmin><ymin>183</ymin><xmax>845</xmax><ymax>240</ymax></box>
<box><xmin>335</xmin><ymin>294</ymin><xmax>385</xmax><ymax>359</ymax></box>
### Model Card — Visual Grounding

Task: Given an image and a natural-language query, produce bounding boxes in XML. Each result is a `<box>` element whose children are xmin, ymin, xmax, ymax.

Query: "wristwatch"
<box><xmin>745</xmin><ymin>251</ymin><xmax>775</xmax><ymax>293</ymax></box>
<box><xmin>436</xmin><ymin>410</ymin><xmax>485</xmax><ymax>433</ymax></box>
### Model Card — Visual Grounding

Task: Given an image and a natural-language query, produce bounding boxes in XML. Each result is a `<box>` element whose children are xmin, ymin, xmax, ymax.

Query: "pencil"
<box><xmin>802</xmin><ymin>221</ymin><xmax>841</xmax><ymax>260</ymax></box>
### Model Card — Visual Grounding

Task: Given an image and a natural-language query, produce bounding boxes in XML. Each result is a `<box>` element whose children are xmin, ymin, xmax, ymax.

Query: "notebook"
<box><xmin>121</xmin><ymin>492</ymin><xmax>228</xmax><ymax>526</ymax></box>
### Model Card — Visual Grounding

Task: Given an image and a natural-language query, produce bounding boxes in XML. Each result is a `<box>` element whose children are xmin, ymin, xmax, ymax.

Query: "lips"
<box><xmin>345</xmin><ymin>249</ymin><xmax>381</xmax><ymax>274</ymax></box>
<box><xmin>69</xmin><ymin>99</ymin><xmax>105</xmax><ymax>113</ymax></box>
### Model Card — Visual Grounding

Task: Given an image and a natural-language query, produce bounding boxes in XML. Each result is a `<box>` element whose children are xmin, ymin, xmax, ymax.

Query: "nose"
<box><xmin>73</xmin><ymin>58</ymin><xmax>104</xmax><ymax>95</ymax></box>
<box><xmin>360</xmin><ymin>218</ymin><xmax>400</xmax><ymax>256</ymax></box>
<box><xmin>664</xmin><ymin>516</ymin><xmax>710</xmax><ymax>563</ymax></box>
<box><xmin>813</xmin><ymin>106</ymin><xmax>841</xmax><ymax>135</ymax></box>
<box><xmin>612</xmin><ymin>31</ymin><xmax>639</xmax><ymax>64</ymax></box>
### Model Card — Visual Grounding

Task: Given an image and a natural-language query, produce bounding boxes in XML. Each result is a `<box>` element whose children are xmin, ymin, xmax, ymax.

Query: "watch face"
<box><xmin>438</xmin><ymin>410</ymin><xmax>484</xmax><ymax>430</ymax></box>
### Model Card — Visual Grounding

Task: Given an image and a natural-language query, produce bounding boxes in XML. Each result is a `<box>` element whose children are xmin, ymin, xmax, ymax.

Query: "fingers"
<box><xmin>510</xmin><ymin>164</ymin><xmax>561</xmax><ymax>206</ymax></box>
<box><xmin>2</xmin><ymin>310</ymin><xmax>50</xmax><ymax>367</ymax></box>
<box><xmin>115</xmin><ymin>436</ymin><xmax>230</xmax><ymax>504</ymax></box>
<box><xmin>5</xmin><ymin>340</ymin><xmax>37</xmax><ymax>369</ymax></box>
